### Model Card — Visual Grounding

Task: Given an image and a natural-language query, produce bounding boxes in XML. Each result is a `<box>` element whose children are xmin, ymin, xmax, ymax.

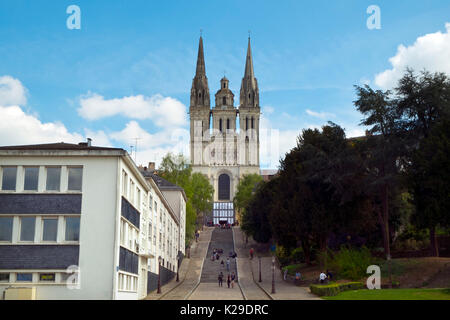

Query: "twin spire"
<box><xmin>191</xmin><ymin>35</ymin><xmax>259</xmax><ymax>108</ymax></box>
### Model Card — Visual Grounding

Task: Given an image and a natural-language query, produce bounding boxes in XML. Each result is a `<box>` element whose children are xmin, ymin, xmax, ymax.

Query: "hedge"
<box><xmin>310</xmin><ymin>282</ymin><xmax>364</xmax><ymax>297</ymax></box>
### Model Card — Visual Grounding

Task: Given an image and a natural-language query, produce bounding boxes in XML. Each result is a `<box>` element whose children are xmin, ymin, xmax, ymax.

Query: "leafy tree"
<box><xmin>396</xmin><ymin>69</ymin><xmax>450</xmax><ymax>256</ymax></box>
<box><xmin>242</xmin><ymin>178</ymin><xmax>276</xmax><ymax>243</ymax></box>
<box><xmin>353</xmin><ymin>84</ymin><xmax>405</xmax><ymax>262</ymax></box>
<box><xmin>158</xmin><ymin>153</ymin><xmax>214</xmax><ymax>244</ymax></box>
<box><xmin>234</xmin><ymin>173</ymin><xmax>263</xmax><ymax>226</ymax></box>
<box><xmin>408</xmin><ymin>119</ymin><xmax>450</xmax><ymax>256</ymax></box>
<box><xmin>191</xmin><ymin>172</ymin><xmax>214</xmax><ymax>229</ymax></box>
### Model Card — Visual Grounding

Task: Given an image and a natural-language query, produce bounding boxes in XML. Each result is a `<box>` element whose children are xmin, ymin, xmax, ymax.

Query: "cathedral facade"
<box><xmin>189</xmin><ymin>36</ymin><xmax>261</xmax><ymax>225</ymax></box>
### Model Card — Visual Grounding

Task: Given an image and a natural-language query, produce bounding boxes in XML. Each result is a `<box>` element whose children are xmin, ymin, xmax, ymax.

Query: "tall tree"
<box><xmin>159</xmin><ymin>153</ymin><xmax>214</xmax><ymax>242</ymax></box>
<box><xmin>408</xmin><ymin>119</ymin><xmax>450</xmax><ymax>256</ymax></box>
<box><xmin>354</xmin><ymin>85</ymin><xmax>405</xmax><ymax>264</ymax></box>
<box><xmin>396</xmin><ymin>69</ymin><xmax>450</xmax><ymax>256</ymax></box>
<box><xmin>234</xmin><ymin>173</ymin><xmax>263</xmax><ymax>226</ymax></box>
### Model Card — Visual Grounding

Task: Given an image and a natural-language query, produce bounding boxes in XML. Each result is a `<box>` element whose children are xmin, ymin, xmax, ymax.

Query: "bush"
<box><xmin>329</xmin><ymin>246</ymin><xmax>373</xmax><ymax>281</ymax></box>
<box><xmin>276</xmin><ymin>245</ymin><xmax>291</xmax><ymax>266</ymax></box>
<box><xmin>289</xmin><ymin>247</ymin><xmax>305</xmax><ymax>263</ymax></box>
<box><xmin>282</xmin><ymin>264</ymin><xmax>305</xmax><ymax>276</ymax></box>
<box><xmin>310</xmin><ymin>282</ymin><xmax>364</xmax><ymax>297</ymax></box>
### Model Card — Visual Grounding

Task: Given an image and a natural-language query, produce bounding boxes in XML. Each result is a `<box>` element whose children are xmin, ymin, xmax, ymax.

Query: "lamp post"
<box><xmin>258</xmin><ymin>256</ymin><xmax>262</xmax><ymax>282</ymax></box>
<box><xmin>271</xmin><ymin>256</ymin><xmax>276</xmax><ymax>294</ymax></box>
<box><xmin>157</xmin><ymin>256</ymin><xmax>162</xmax><ymax>294</ymax></box>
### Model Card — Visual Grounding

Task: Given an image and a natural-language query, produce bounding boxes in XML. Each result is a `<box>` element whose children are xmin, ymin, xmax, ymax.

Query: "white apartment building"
<box><xmin>0</xmin><ymin>141</ymin><xmax>186</xmax><ymax>300</ymax></box>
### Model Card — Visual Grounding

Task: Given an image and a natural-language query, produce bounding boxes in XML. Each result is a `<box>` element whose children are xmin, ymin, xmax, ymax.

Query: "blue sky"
<box><xmin>1</xmin><ymin>0</ymin><xmax>449</xmax><ymax>168</ymax></box>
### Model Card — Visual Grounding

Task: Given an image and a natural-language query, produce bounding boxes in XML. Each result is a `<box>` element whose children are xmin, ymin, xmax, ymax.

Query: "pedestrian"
<box><xmin>249</xmin><ymin>248</ymin><xmax>254</xmax><ymax>260</ymax></box>
<box><xmin>319</xmin><ymin>271</ymin><xmax>327</xmax><ymax>284</ymax></box>
<box><xmin>218</xmin><ymin>272</ymin><xmax>223</xmax><ymax>287</ymax></box>
<box><xmin>226</xmin><ymin>258</ymin><xmax>230</xmax><ymax>271</ymax></box>
<box><xmin>295</xmin><ymin>271</ymin><xmax>301</xmax><ymax>285</ymax></box>
<box><xmin>227</xmin><ymin>274</ymin><xmax>231</xmax><ymax>288</ymax></box>
<box><xmin>195</xmin><ymin>231</ymin><xmax>199</xmax><ymax>242</ymax></box>
<box><xmin>216</xmin><ymin>253</ymin><xmax>220</xmax><ymax>260</ymax></box>
<box><xmin>283</xmin><ymin>268</ymin><xmax>288</xmax><ymax>281</ymax></box>
<box><xmin>221</xmin><ymin>259</ymin><xmax>224</xmax><ymax>268</ymax></box>
<box><xmin>211</xmin><ymin>253</ymin><xmax>215</xmax><ymax>261</ymax></box>
<box><xmin>231</xmin><ymin>272</ymin><xmax>236</xmax><ymax>288</ymax></box>
<box><xmin>326</xmin><ymin>269</ymin><xmax>333</xmax><ymax>281</ymax></box>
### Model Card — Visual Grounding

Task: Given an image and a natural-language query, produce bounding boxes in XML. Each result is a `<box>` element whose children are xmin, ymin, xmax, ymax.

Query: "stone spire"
<box><xmin>240</xmin><ymin>37</ymin><xmax>259</xmax><ymax>108</ymax></box>
<box><xmin>191</xmin><ymin>36</ymin><xmax>210</xmax><ymax>107</ymax></box>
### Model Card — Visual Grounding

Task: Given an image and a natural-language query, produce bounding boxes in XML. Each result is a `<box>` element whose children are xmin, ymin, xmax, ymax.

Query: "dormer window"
<box><xmin>223</xmin><ymin>83</ymin><xmax>226</xmax><ymax>88</ymax></box>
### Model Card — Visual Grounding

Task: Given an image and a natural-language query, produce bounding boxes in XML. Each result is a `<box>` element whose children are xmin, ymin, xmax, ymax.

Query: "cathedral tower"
<box><xmin>190</xmin><ymin>36</ymin><xmax>211</xmax><ymax>165</ymax></box>
<box><xmin>189</xmin><ymin>36</ymin><xmax>261</xmax><ymax>225</ymax></box>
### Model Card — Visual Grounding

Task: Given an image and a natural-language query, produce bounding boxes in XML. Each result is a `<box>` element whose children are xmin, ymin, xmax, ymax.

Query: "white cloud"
<box><xmin>77</xmin><ymin>93</ymin><xmax>187</xmax><ymax>127</ymax></box>
<box><xmin>109</xmin><ymin>121</ymin><xmax>189</xmax><ymax>167</ymax></box>
<box><xmin>375</xmin><ymin>22</ymin><xmax>450</xmax><ymax>89</ymax></box>
<box><xmin>0</xmin><ymin>76</ymin><xmax>27</xmax><ymax>106</ymax></box>
<box><xmin>305</xmin><ymin>109</ymin><xmax>335</xmax><ymax>119</ymax></box>
<box><xmin>0</xmin><ymin>105</ymin><xmax>84</xmax><ymax>146</ymax></box>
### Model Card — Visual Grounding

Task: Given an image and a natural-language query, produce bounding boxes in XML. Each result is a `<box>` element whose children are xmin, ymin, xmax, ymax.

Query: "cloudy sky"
<box><xmin>0</xmin><ymin>0</ymin><xmax>449</xmax><ymax>169</ymax></box>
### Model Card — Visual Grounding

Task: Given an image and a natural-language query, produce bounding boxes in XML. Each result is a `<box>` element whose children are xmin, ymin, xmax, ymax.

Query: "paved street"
<box><xmin>147</xmin><ymin>226</ymin><xmax>320</xmax><ymax>300</ymax></box>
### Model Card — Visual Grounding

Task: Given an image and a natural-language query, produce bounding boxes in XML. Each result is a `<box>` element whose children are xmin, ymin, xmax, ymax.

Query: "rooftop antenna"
<box><xmin>130</xmin><ymin>145</ymin><xmax>134</xmax><ymax>158</ymax></box>
<box><xmin>248</xmin><ymin>30</ymin><xmax>251</xmax><ymax>39</ymax></box>
<box><xmin>200</xmin><ymin>29</ymin><xmax>203</xmax><ymax>37</ymax></box>
<box><xmin>133</xmin><ymin>137</ymin><xmax>142</xmax><ymax>164</ymax></box>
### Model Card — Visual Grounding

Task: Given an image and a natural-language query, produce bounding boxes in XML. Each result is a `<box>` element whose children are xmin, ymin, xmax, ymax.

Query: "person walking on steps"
<box><xmin>231</xmin><ymin>272</ymin><xmax>236</xmax><ymax>289</ymax></box>
<box><xmin>249</xmin><ymin>248</ymin><xmax>254</xmax><ymax>260</ymax></box>
<box><xmin>226</xmin><ymin>258</ymin><xmax>230</xmax><ymax>272</ymax></box>
<box><xmin>227</xmin><ymin>274</ymin><xmax>231</xmax><ymax>288</ymax></box>
<box><xmin>218</xmin><ymin>272</ymin><xmax>223</xmax><ymax>287</ymax></box>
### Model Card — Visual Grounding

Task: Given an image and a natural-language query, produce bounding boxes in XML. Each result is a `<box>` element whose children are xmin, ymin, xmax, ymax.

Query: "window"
<box><xmin>149</xmin><ymin>195</ymin><xmax>153</xmax><ymax>210</ymax></box>
<box><xmin>130</xmin><ymin>181</ymin><xmax>135</xmax><ymax>203</ymax></box>
<box><xmin>42</xmin><ymin>218</ymin><xmax>58</xmax><ymax>241</ymax></box>
<box><xmin>148</xmin><ymin>223</ymin><xmax>152</xmax><ymax>241</ymax></box>
<box><xmin>251</xmin><ymin>117</ymin><xmax>254</xmax><ymax>129</ymax></box>
<box><xmin>46</xmin><ymin>167</ymin><xmax>61</xmax><ymax>191</ymax></box>
<box><xmin>0</xmin><ymin>217</ymin><xmax>13</xmax><ymax>242</ymax></box>
<box><xmin>2</xmin><ymin>166</ymin><xmax>17</xmax><ymax>190</ymax></box>
<box><xmin>227</xmin><ymin>118</ymin><xmax>230</xmax><ymax>130</ymax></box>
<box><xmin>223</xmin><ymin>97</ymin><xmax>226</xmax><ymax>105</ymax></box>
<box><xmin>65</xmin><ymin>217</ymin><xmax>80</xmax><ymax>241</ymax></box>
<box><xmin>39</xmin><ymin>273</ymin><xmax>55</xmax><ymax>282</ymax></box>
<box><xmin>20</xmin><ymin>217</ymin><xmax>36</xmax><ymax>242</ymax></box>
<box><xmin>0</xmin><ymin>273</ymin><xmax>10</xmax><ymax>282</ymax></box>
<box><xmin>68</xmin><ymin>167</ymin><xmax>82</xmax><ymax>191</ymax></box>
<box><xmin>16</xmin><ymin>273</ymin><xmax>33</xmax><ymax>282</ymax></box>
<box><xmin>219</xmin><ymin>119</ymin><xmax>222</xmax><ymax>132</ymax></box>
<box><xmin>137</xmin><ymin>188</ymin><xmax>141</xmax><ymax>209</ymax></box>
<box><xmin>122</xmin><ymin>171</ymin><xmax>128</xmax><ymax>196</ymax></box>
<box><xmin>24</xmin><ymin>167</ymin><xmax>39</xmax><ymax>191</ymax></box>
<box><xmin>246</xmin><ymin>117</ymin><xmax>249</xmax><ymax>130</ymax></box>
<box><xmin>120</xmin><ymin>219</ymin><xmax>125</xmax><ymax>246</ymax></box>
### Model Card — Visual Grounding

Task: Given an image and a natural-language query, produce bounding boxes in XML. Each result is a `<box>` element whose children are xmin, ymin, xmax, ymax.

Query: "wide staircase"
<box><xmin>200</xmin><ymin>228</ymin><xmax>238</xmax><ymax>283</ymax></box>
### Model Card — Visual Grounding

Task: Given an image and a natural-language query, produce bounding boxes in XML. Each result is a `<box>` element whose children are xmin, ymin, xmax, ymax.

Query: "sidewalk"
<box><xmin>145</xmin><ymin>227</ymin><xmax>213</xmax><ymax>300</ymax></box>
<box><xmin>234</xmin><ymin>226</ymin><xmax>320</xmax><ymax>300</ymax></box>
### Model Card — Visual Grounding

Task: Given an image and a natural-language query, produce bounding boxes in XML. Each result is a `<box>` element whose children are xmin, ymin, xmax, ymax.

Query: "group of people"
<box><xmin>212</xmin><ymin>247</ymin><xmax>238</xmax><ymax>289</ymax></box>
<box><xmin>218</xmin><ymin>271</ymin><xmax>236</xmax><ymax>288</ymax></box>
<box><xmin>319</xmin><ymin>270</ymin><xmax>333</xmax><ymax>284</ymax></box>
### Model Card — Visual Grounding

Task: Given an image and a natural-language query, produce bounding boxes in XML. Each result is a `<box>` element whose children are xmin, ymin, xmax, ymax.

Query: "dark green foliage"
<box><xmin>328</xmin><ymin>246</ymin><xmax>374</xmax><ymax>281</ymax></box>
<box><xmin>310</xmin><ymin>282</ymin><xmax>364</xmax><ymax>297</ymax></box>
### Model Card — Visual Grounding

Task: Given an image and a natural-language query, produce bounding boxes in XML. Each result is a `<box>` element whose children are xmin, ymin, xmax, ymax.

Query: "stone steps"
<box><xmin>200</xmin><ymin>228</ymin><xmax>238</xmax><ymax>283</ymax></box>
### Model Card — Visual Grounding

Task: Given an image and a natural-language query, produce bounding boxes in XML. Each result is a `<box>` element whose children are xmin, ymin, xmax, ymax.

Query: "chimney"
<box><xmin>148</xmin><ymin>162</ymin><xmax>155</xmax><ymax>171</ymax></box>
<box><xmin>87</xmin><ymin>138</ymin><xmax>92</xmax><ymax>147</ymax></box>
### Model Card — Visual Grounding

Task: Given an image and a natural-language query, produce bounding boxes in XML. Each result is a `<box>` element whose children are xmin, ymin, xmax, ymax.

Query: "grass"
<box><xmin>323</xmin><ymin>288</ymin><xmax>450</xmax><ymax>300</ymax></box>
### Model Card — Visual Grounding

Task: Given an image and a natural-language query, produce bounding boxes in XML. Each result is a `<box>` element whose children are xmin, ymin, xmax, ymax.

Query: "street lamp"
<box><xmin>157</xmin><ymin>256</ymin><xmax>162</xmax><ymax>294</ymax></box>
<box><xmin>271</xmin><ymin>256</ymin><xmax>276</xmax><ymax>294</ymax></box>
<box><xmin>258</xmin><ymin>256</ymin><xmax>262</xmax><ymax>282</ymax></box>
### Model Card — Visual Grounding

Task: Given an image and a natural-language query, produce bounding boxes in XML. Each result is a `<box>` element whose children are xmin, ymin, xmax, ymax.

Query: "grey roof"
<box><xmin>0</xmin><ymin>142</ymin><xmax>123</xmax><ymax>151</ymax></box>
<box><xmin>140</xmin><ymin>170</ymin><xmax>183</xmax><ymax>191</ymax></box>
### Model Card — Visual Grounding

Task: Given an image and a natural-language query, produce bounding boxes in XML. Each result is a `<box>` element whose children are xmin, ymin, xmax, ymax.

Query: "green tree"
<box><xmin>191</xmin><ymin>172</ymin><xmax>214</xmax><ymax>230</ymax></box>
<box><xmin>233</xmin><ymin>173</ymin><xmax>263</xmax><ymax>227</ymax></box>
<box><xmin>408</xmin><ymin>119</ymin><xmax>450</xmax><ymax>256</ymax></box>
<box><xmin>241</xmin><ymin>178</ymin><xmax>276</xmax><ymax>244</ymax></box>
<box><xmin>158</xmin><ymin>153</ymin><xmax>214</xmax><ymax>244</ymax></box>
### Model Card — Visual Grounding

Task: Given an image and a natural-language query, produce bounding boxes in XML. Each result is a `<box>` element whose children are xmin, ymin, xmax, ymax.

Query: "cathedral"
<box><xmin>189</xmin><ymin>36</ymin><xmax>261</xmax><ymax>225</ymax></box>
